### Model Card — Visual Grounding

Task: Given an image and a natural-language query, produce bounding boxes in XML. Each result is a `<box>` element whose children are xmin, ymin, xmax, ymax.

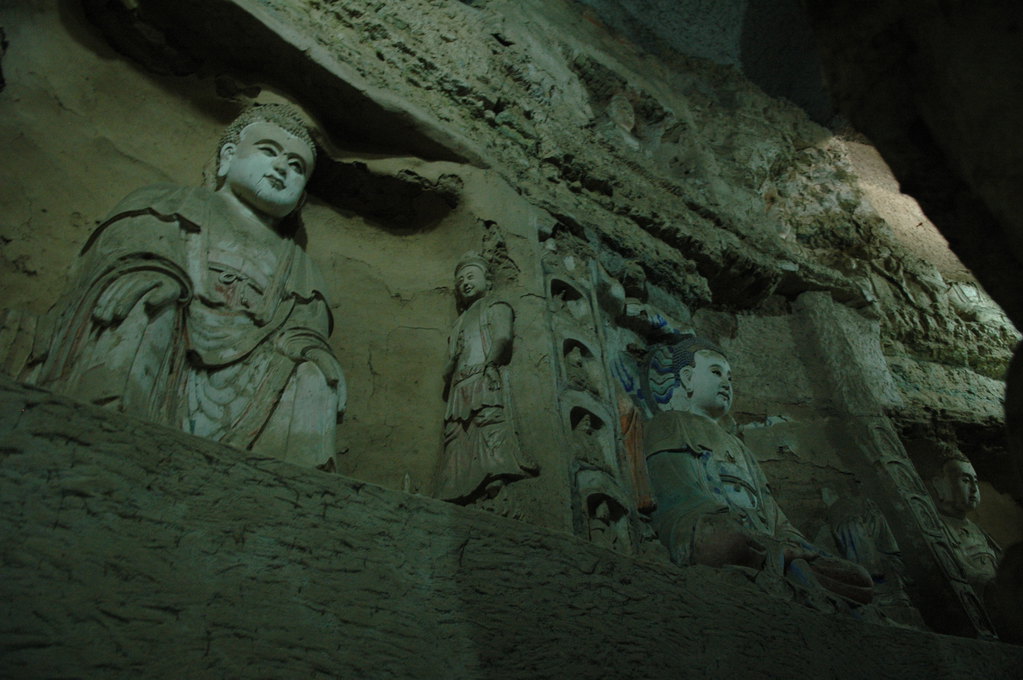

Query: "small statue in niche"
<box><xmin>435</xmin><ymin>252</ymin><xmax>538</xmax><ymax>503</ymax></box>
<box><xmin>929</xmin><ymin>446</ymin><xmax>1001</xmax><ymax>588</ymax></box>
<box><xmin>571</xmin><ymin>409</ymin><xmax>607</xmax><ymax>469</ymax></box>
<box><xmin>35</xmin><ymin>104</ymin><xmax>346</xmax><ymax>467</ymax></box>
<box><xmin>564</xmin><ymin>343</ymin><xmax>602</xmax><ymax>397</ymax></box>
<box><xmin>643</xmin><ymin>335</ymin><xmax>874</xmax><ymax>604</ymax></box>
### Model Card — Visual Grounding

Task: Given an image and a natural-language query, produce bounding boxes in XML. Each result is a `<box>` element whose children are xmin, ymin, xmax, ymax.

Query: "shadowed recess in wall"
<box><xmin>308</xmin><ymin>159</ymin><xmax>462</xmax><ymax>234</ymax></box>
<box><xmin>81</xmin><ymin>0</ymin><xmax>201</xmax><ymax>76</ymax></box>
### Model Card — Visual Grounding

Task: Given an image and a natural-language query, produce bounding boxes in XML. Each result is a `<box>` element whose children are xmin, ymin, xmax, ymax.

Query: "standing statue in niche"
<box><xmin>643</xmin><ymin>336</ymin><xmax>874</xmax><ymax>604</ymax></box>
<box><xmin>35</xmin><ymin>104</ymin><xmax>346</xmax><ymax>467</ymax></box>
<box><xmin>929</xmin><ymin>447</ymin><xmax>1001</xmax><ymax>588</ymax></box>
<box><xmin>435</xmin><ymin>253</ymin><xmax>537</xmax><ymax>503</ymax></box>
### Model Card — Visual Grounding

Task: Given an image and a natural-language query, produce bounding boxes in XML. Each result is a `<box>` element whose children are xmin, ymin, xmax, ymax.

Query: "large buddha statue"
<box><xmin>929</xmin><ymin>448</ymin><xmax>1000</xmax><ymax>588</ymax></box>
<box><xmin>643</xmin><ymin>336</ymin><xmax>873</xmax><ymax>604</ymax></box>
<box><xmin>35</xmin><ymin>104</ymin><xmax>346</xmax><ymax>467</ymax></box>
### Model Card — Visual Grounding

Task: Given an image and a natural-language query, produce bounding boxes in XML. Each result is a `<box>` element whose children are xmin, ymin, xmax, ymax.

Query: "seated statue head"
<box><xmin>215</xmin><ymin>103</ymin><xmax>317</xmax><ymax>222</ymax></box>
<box><xmin>663</xmin><ymin>335</ymin><xmax>732</xmax><ymax>421</ymax></box>
<box><xmin>454</xmin><ymin>252</ymin><xmax>492</xmax><ymax>309</ymax></box>
<box><xmin>931</xmin><ymin>446</ymin><xmax>981</xmax><ymax>518</ymax></box>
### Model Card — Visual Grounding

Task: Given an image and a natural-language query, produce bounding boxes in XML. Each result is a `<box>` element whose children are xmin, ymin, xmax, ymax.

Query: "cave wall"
<box><xmin>1</xmin><ymin>0</ymin><xmax>1021</xmax><ymax>646</ymax></box>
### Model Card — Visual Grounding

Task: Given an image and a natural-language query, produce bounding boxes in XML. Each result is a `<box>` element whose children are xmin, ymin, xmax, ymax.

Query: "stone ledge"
<box><xmin>1</xmin><ymin>378</ymin><xmax>1020</xmax><ymax>679</ymax></box>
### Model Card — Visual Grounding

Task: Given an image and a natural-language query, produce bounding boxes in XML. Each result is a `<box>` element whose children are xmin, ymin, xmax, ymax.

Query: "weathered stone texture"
<box><xmin>2</xmin><ymin>0</ymin><xmax>1021</xmax><ymax>647</ymax></box>
<box><xmin>3</xmin><ymin>378</ymin><xmax>1023</xmax><ymax>679</ymax></box>
<box><xmin>2</xmin><ymin>1</ymin><xmax>1013</xmax><ymax>441</ymax></box>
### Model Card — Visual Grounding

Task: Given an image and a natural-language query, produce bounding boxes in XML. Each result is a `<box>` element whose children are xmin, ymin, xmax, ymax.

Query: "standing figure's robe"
<box><xmin>437</xmin><ymin>296</ymin><xmax>535</xmax><ymax>502</ymax></box>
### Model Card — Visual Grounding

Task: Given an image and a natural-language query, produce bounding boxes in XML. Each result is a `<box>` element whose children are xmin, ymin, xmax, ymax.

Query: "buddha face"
<box><xmin>455</xmin><ymin>264</ymin><xmax>491</xmax><ymax>305</ymax></box>
<box><xmin>681</xmin><ymin>350</ymin><xmax>733</xmax><ymax>421</ymax></box>
<box><xmin>938</xmin><ymin>459</ymin><xmax>981</xmax><ymax>515</ymax></box>
<box><xmin>218</xmin><ymin>121</ymin><xmax>314</xmax><ymax>219</ymax></box>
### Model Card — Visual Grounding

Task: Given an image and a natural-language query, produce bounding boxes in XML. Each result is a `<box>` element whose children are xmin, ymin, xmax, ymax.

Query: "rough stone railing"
<box><xmin>2</xmin><ymin>378</ymin><xmax>1020</xmax><ymax>678</ymax></box>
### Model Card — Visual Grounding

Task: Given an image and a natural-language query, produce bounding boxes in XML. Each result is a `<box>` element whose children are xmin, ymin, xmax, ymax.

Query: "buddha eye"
<box><xmin>289</xmin><ymin>160</ymin><xmax>305</xmax><ymax>174</ymax></box>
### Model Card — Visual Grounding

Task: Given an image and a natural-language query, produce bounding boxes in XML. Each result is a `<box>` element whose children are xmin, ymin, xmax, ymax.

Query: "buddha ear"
<box><xmin>218</xmin><ymin>143</ymin><xmax>237</xmax><ymax>178</ymax></box>
<box><xmin>679</xmin><ymin>365</ymin><xmax>694</xmax><ymax>395</ymax></box>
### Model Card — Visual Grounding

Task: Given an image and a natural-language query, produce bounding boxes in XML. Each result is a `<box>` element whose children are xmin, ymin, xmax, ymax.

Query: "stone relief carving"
<box><xmin>642</xmin><ymin>335</ymin><xmax>874</xmax><ymax>604</ymax></box>
<box><xmin>596</xmin><ymin>261</ymin><xmax>687</xmax><ymax>341</ymax></box>
<box><xmin>928</xmin><ymin>447</ymin><xmax>1002</xmax><ymax>589</ymax></box>
<box><xmin>567</xmin><ymin>401</ymin><xmax>615</xmax><ymax>471</ymax></box>
<box><xmin>537</xmin><ymin>226</ymin><xmax>650</xmax><ymax>552</ymax></box>
<box><xmin>948</xmin><ymin>281</ymin><xmax>1010</xmax><ymax>326</ymax></box>
<box><xmin>575</xmin><ymin>466</ymin><xmax>632</xmax><ymax>554</ymax></box>
<box><xmin>33</xmin><ymin>104</ymin><xmax>346</xmax><ymax>467</ymax></box>
<box><xmin>548</xmin><ymin>276</ymin><xmax>591</xmax><ymax>321</ymax></box>
<box><xmin>563</xmin><ymin>338</ymin><xmax>604</xmax><ymax>398</ymax></box>
<box><xmin>819</xmin><ymin>491</ymin><xmax>923</xmax><ymax>625</ymax></box>
<box><xmin>846</xmin><ymin>422</ymin><xmax>997</xmax><ymax>636</ymax></box>
<box><xmin>435</xmin><ymin>252</ymin><xmax>538</xmax><ymax>503</ymax></box>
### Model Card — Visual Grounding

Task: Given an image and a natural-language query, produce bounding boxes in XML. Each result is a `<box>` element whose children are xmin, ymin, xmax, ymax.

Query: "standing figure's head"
<box><xmin>659</xmin><ymin>335</ymin><xmax>732</xmax><ymax>421</ymax></box>
<box><xmin>454</xmin><ymin>252</ymin><xmax>492</xmax><ymax>309</ymax></box>
<box><xmin>216</xmin><ymin>103</ymin><xmax>316</xmax><ymax>221</ymax></box>
<box><xmin>931</xmin><ymin>447</ymin><xmax>981</xmax><ymax>517</ymax></box>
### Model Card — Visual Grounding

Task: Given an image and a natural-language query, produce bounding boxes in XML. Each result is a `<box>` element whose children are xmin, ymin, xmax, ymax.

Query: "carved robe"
<box><xmin>437</xmin><ymin>296</ymin><xmax>534</xmax><ymax>502</ymax></box>
<box><xmin>941</xmin><ymin>515</ymin><xmax>1001</xmax><ymax>588</ymax></box>
<box><xmin>37</xmin><ymin>184</ymin><xmax>345</xmax><ymax>466</ymax></box>
<box><xmin>644</xmin><ymin>410</ymin><xmax>804</xmax><ymax>565</ymax></box>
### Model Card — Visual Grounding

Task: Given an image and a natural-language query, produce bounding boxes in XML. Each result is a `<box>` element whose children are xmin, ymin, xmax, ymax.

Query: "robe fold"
<box><xmin>38</xmin><ymin>184</ymin><xmax>345</xmax><ymax>466</ymax></box>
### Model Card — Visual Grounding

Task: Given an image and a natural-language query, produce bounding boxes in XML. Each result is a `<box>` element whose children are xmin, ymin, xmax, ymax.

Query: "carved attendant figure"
<box><xmin>930</xmin><ymin>449</ymin><xmax>1001</xmax><ymax>588</ymax></box>
<box><xmin>643</xmin><ymin>336</ymin><xmax>873</xmax><ymax>603</ymax></box>
<box><xmin>36</xmin><ymin>104</ymin><xmax>346</xmax><ymax>467</ymax></box>
<box><xmin>436</xmin><ymin>253</ymin><xmax>536</xmax><ymax>502</ymax></box>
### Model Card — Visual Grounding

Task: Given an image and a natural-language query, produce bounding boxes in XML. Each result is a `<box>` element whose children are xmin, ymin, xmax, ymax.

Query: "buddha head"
<box><xmin>669</xmin><ymin>335</ymin><xmax>732</xmax><ymax>421</ymax></box>
<box><xmin>454</xmin><ymin>252</ymin><xmax>492</xmax><ymax>309</ymax></box>
<box><xmin>931</xmin><ymin>447</ymin><xmax>981</xmax><ymax>518</ymax></box>
<box><xmin>216</xmin><ymin>103</ymin><xmax>316</xmax><ymax>221</ymax></box>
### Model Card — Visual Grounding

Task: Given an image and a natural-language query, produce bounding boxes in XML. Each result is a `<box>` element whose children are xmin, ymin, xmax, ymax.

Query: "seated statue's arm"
<box><xmin>274</xmin><ymin>296</ymin><xmax>346</xmax><ymax>399</ymax></box>
<box><xmin>92</xmin><ymin>268</ymin><xmax>188</xmax><ymax>326</ymax></box>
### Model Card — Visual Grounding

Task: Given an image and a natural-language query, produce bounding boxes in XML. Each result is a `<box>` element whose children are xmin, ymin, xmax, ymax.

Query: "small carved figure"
<box><xmin>571</xmin><ymin>409</ymin><xmax>606</xmax><ymax>468</ymax></box>
<box><xmin>929</xmin><ymin>447</ymin><xmax>1001</xmax><ymax>588</ymax></box>
<box><xmin>36</xmin><ymin>104</ymin><xmax>346</xmax><ymax>466</ymax></box>
<box><xmin>564</xmin><ymin>343</ymin><xmax>602</xmax><ymax>396</ymax></box>
<box><xmin>643</xmin><ymin>336</ymin><xmax>873</xmax><ymax>604</ymax></box>
<box><xmin>435</xmin><ymin>253</ymin><xmax>537</xmax><ymax>502</ymax></box>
